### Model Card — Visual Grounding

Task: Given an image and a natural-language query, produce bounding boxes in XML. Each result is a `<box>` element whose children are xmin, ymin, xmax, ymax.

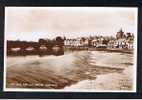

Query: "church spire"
<box><xmin>119</xmin><ymin>28</ymin><xmax>123</xmax><ymax>33</ymax></box>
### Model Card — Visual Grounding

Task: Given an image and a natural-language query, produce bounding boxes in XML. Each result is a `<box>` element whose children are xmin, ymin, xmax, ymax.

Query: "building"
<box><xmin>116</xmin><ymin>28</ymin><xmax>126</xmax><ymax>39</ymax></box>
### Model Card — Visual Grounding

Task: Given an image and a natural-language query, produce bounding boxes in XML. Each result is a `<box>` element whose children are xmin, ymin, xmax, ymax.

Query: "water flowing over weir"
<box><xmin>6</xmin><ymin>50</ymin><xmax>133</xmax><ymax>90</ymax></box>
<box><xmin>65</xmin><ymin>51</ymin><xmax>133</xmax><ymax>90</ymax></box>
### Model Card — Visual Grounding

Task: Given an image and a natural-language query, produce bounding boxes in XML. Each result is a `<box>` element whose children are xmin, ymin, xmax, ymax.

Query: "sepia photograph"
<box><xmin>4</xmin><ymin>7</ymin><xmax>137</xmax><ymax>92</ymax></box>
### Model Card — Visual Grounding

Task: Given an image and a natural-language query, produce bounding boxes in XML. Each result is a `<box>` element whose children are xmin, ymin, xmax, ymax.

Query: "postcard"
<box><xmin>4</xmin><ymin>7</ymin><xmax>137</xmax><ymax>92</ymax></box>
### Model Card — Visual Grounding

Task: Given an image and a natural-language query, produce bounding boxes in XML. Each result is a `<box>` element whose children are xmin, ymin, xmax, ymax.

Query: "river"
<box><xmin>6</xmin><ymin>50</ymin><xmax>134</xmax><ymax>91</ymax></box>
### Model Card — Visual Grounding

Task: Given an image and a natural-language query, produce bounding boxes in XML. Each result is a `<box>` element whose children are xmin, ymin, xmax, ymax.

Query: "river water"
<box><xmin>6</xmin><ymin>50</ymin><xmax>134</xmax><ymax>90</ymax></box>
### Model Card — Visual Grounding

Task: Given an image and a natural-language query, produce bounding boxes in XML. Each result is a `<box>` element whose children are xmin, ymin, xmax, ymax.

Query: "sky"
<box><xmin>5</xmin><ymin>7</ymin><xmax>138</xmax><ymax>41</ymax></box>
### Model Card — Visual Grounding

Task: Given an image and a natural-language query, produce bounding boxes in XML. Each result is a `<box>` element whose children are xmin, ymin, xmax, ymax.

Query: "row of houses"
<box><xmin>64</xmin><ymin>29</ymin><xmax>134</xmax><ymax>49</ymax></box>
<box><xmin>64</xmin><ymin>38</ymin><xmax>89</xmax><ymax>47</ymax></box>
